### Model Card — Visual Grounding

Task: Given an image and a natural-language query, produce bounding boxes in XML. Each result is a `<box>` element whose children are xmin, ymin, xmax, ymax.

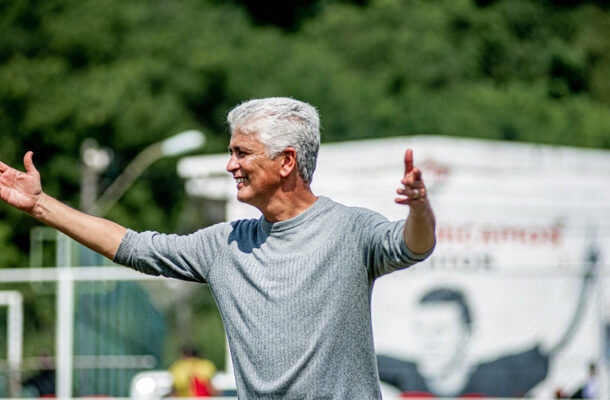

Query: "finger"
<box><xmin>397</xmin><ymin>186</ymin><xmax>425</xmax><ymax>197</ymax></box>
<box><xmin>395</xmin><ymin>186</ymin><xmax>427</xmax><ymax>204</ymax></box>
<box><xmin>23</xmin><ymin>151</ymin><xmax>38</xmax><ymax>176</ymax></box>
<box><xmin>401</xmin><ymin>167</ymin><xmax>422</xmax><ymax>186</ymax></box>
<box><xmin>395</xmin><ymin>191</ymin><xmax>410</xmax><ymax>204</ymax></box>
<box><xmin>404</xmin><ymin>148</ymin><xmax>414</xmax><ymax>175</ymax></box>
<box><xmin>413</xmin><ymin>168</ymin><xmax>422</xmax><ymax>180</ymax></box>
<box><xmin>411</xmin><ymin>187</ymin><xmax>426</xmax><ymax>199</ymax></box>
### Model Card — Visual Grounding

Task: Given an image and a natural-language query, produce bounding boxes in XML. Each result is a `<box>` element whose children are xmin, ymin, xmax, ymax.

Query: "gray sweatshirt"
<box><xmin>114</xmin><ymin>196</ymin><xmax>431</xmax><ymax>399</ymax></box>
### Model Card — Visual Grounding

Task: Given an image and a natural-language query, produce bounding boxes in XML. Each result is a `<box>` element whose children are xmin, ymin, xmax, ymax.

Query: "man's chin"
<box><xmin>236</xmin><ymin>192</ymin><xmax>252</xmax><ymax>205</ymax></box>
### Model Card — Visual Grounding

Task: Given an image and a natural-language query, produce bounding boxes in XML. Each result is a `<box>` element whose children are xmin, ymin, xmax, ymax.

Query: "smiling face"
<box><xmin>226</xmin><ymin>132</ymin><xmax>284</xmax><ymax>208</ymax></box>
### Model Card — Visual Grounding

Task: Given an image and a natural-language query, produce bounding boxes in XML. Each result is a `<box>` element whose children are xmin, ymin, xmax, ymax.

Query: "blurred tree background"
<box><xmin>1</xmin><ymin>0</ymin><xmax>610</xmax><ymax>375</ymax></box>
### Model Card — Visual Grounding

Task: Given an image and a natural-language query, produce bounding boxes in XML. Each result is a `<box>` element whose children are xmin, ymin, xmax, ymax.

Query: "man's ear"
<box><xmin>279</xmin><ymin>148</ymin><xmax>297</xmax><ymax>178</ymax></box>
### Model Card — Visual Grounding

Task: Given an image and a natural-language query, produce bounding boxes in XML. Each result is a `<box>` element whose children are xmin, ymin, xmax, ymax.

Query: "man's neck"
<box><xmin>259</xmin><ymin>187</ymin><xmax>318</xmax><ymax>222</ymax></box>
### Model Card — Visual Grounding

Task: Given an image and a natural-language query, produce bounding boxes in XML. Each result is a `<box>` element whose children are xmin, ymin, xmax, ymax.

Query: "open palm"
<box><xmin>0</xmin><ymin>151</ymin><xmax>42</xmax><ymax>213</ymax></box>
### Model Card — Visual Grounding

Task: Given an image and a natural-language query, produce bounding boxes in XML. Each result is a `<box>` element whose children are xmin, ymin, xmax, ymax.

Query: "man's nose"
<box><xmin>226</xmin><ymin>154</ymin><xmax>238</xmax><ymax>172</ymax></box>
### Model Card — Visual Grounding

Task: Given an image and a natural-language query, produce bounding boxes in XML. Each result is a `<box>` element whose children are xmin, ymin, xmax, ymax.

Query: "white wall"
<box><xmin>178</xmin><ymin>135</ymin><xmax>610</xmax><ymax>398</ymax></box>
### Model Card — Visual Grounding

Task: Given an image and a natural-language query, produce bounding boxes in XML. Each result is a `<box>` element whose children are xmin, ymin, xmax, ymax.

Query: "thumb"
<box><xmin>23</xmin><ymin>151</ymin><xmax>39</xmax><ymax>177</ymax></box>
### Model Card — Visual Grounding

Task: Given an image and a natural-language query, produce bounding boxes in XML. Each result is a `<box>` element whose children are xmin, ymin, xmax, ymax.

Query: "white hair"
<box><xmin>227</xmin><ymin>97</ymin><xmax>321</xmax><ymax>184</ymax></box>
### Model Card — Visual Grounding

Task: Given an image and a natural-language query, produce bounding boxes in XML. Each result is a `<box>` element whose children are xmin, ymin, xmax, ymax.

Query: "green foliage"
<box><xmin>0</xmin><ymin>222</ymin><xmax>22</xmax><ymax>267</ymax></box>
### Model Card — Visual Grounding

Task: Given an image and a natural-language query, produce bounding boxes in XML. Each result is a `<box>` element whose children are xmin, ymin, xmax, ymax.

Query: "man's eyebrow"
<box><xmin>228</xmin><ymin>145</ymin><xmax>247</xmax><ymax>153</ymax></box>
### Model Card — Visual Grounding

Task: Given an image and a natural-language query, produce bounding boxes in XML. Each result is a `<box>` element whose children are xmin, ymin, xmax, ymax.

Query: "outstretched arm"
<box><xmin>395</xmin><ymin>148</ymin><xmax>436</xmax><ymax>254</ymax></box>
<box><xmin>0</xmin><ymin>152</ymin><xmax>127</xmax><ymax>260</ymax></box>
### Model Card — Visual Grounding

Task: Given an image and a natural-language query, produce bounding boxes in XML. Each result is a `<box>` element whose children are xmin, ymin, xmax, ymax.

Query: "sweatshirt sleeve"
<box><xmin>365</xmin><ymin>217</ymin><xmax>434</xmax><ymax>279</ymax></box>
<box><xmin>113</xmin><ymin>228</ymin><xmax>214</xmax><ymax>283</ymax></box>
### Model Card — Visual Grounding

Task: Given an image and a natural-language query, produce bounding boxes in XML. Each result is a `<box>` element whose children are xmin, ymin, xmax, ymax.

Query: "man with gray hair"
<box><xmin>0</xmin><ymin>97</ymin><xmax>436</xmax><ymax>399</ymax></box>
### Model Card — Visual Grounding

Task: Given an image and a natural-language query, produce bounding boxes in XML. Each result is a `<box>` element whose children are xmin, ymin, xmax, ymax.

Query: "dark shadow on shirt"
<box><xmin>228</xmin><ymin>219</ymin><xmax>270</xmax><ymax>253</ymax></box>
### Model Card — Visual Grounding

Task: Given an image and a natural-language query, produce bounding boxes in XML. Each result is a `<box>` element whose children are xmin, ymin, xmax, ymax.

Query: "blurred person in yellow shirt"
<box><xmin>169</xmin><ymin>347</ymin><xmax>217</xmax><ymax>397</ymax></box>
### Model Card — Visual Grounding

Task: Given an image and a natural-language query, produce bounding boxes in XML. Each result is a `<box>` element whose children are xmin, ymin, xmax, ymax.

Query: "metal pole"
<box><xmin>80</xmin><ymin>139</ymin><xmax>112</xmax><ymax>213</ymax></box>
<box><xmin>56</xmin><ymin>268</ymin><xmax>75</xmax><ymax>398</ymax></box>
<box><xmin>88</xmin><ymin>143</ymin><xmax>163</xmax><ymax>216</ymax></box>
<box><xmin>86</xmin><ymin>130</ymin><xmax>204</xmax><ymax>216</ymax></box>
<box><xmin>0</xmin><ymin>291</ymin><xmax>23</xmax><ymax>397</ymax></box>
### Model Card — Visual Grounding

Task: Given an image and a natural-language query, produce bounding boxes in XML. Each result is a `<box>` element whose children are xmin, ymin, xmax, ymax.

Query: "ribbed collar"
<box><xmin>260</xmin><ymin>196</ymin><xmax>331</xmax><ymax>233</ymax></box>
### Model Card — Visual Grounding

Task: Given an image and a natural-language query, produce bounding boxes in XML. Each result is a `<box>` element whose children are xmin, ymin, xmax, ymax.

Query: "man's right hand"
<box><xmin>1</xmin><ymin>150</ymin><xmax>127</xmax><ymax>260</ymax></box>
<box><xmin>0</xmin><ymin>151</ymin><xmax>42</xmax><ymax>213</ymax></box>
